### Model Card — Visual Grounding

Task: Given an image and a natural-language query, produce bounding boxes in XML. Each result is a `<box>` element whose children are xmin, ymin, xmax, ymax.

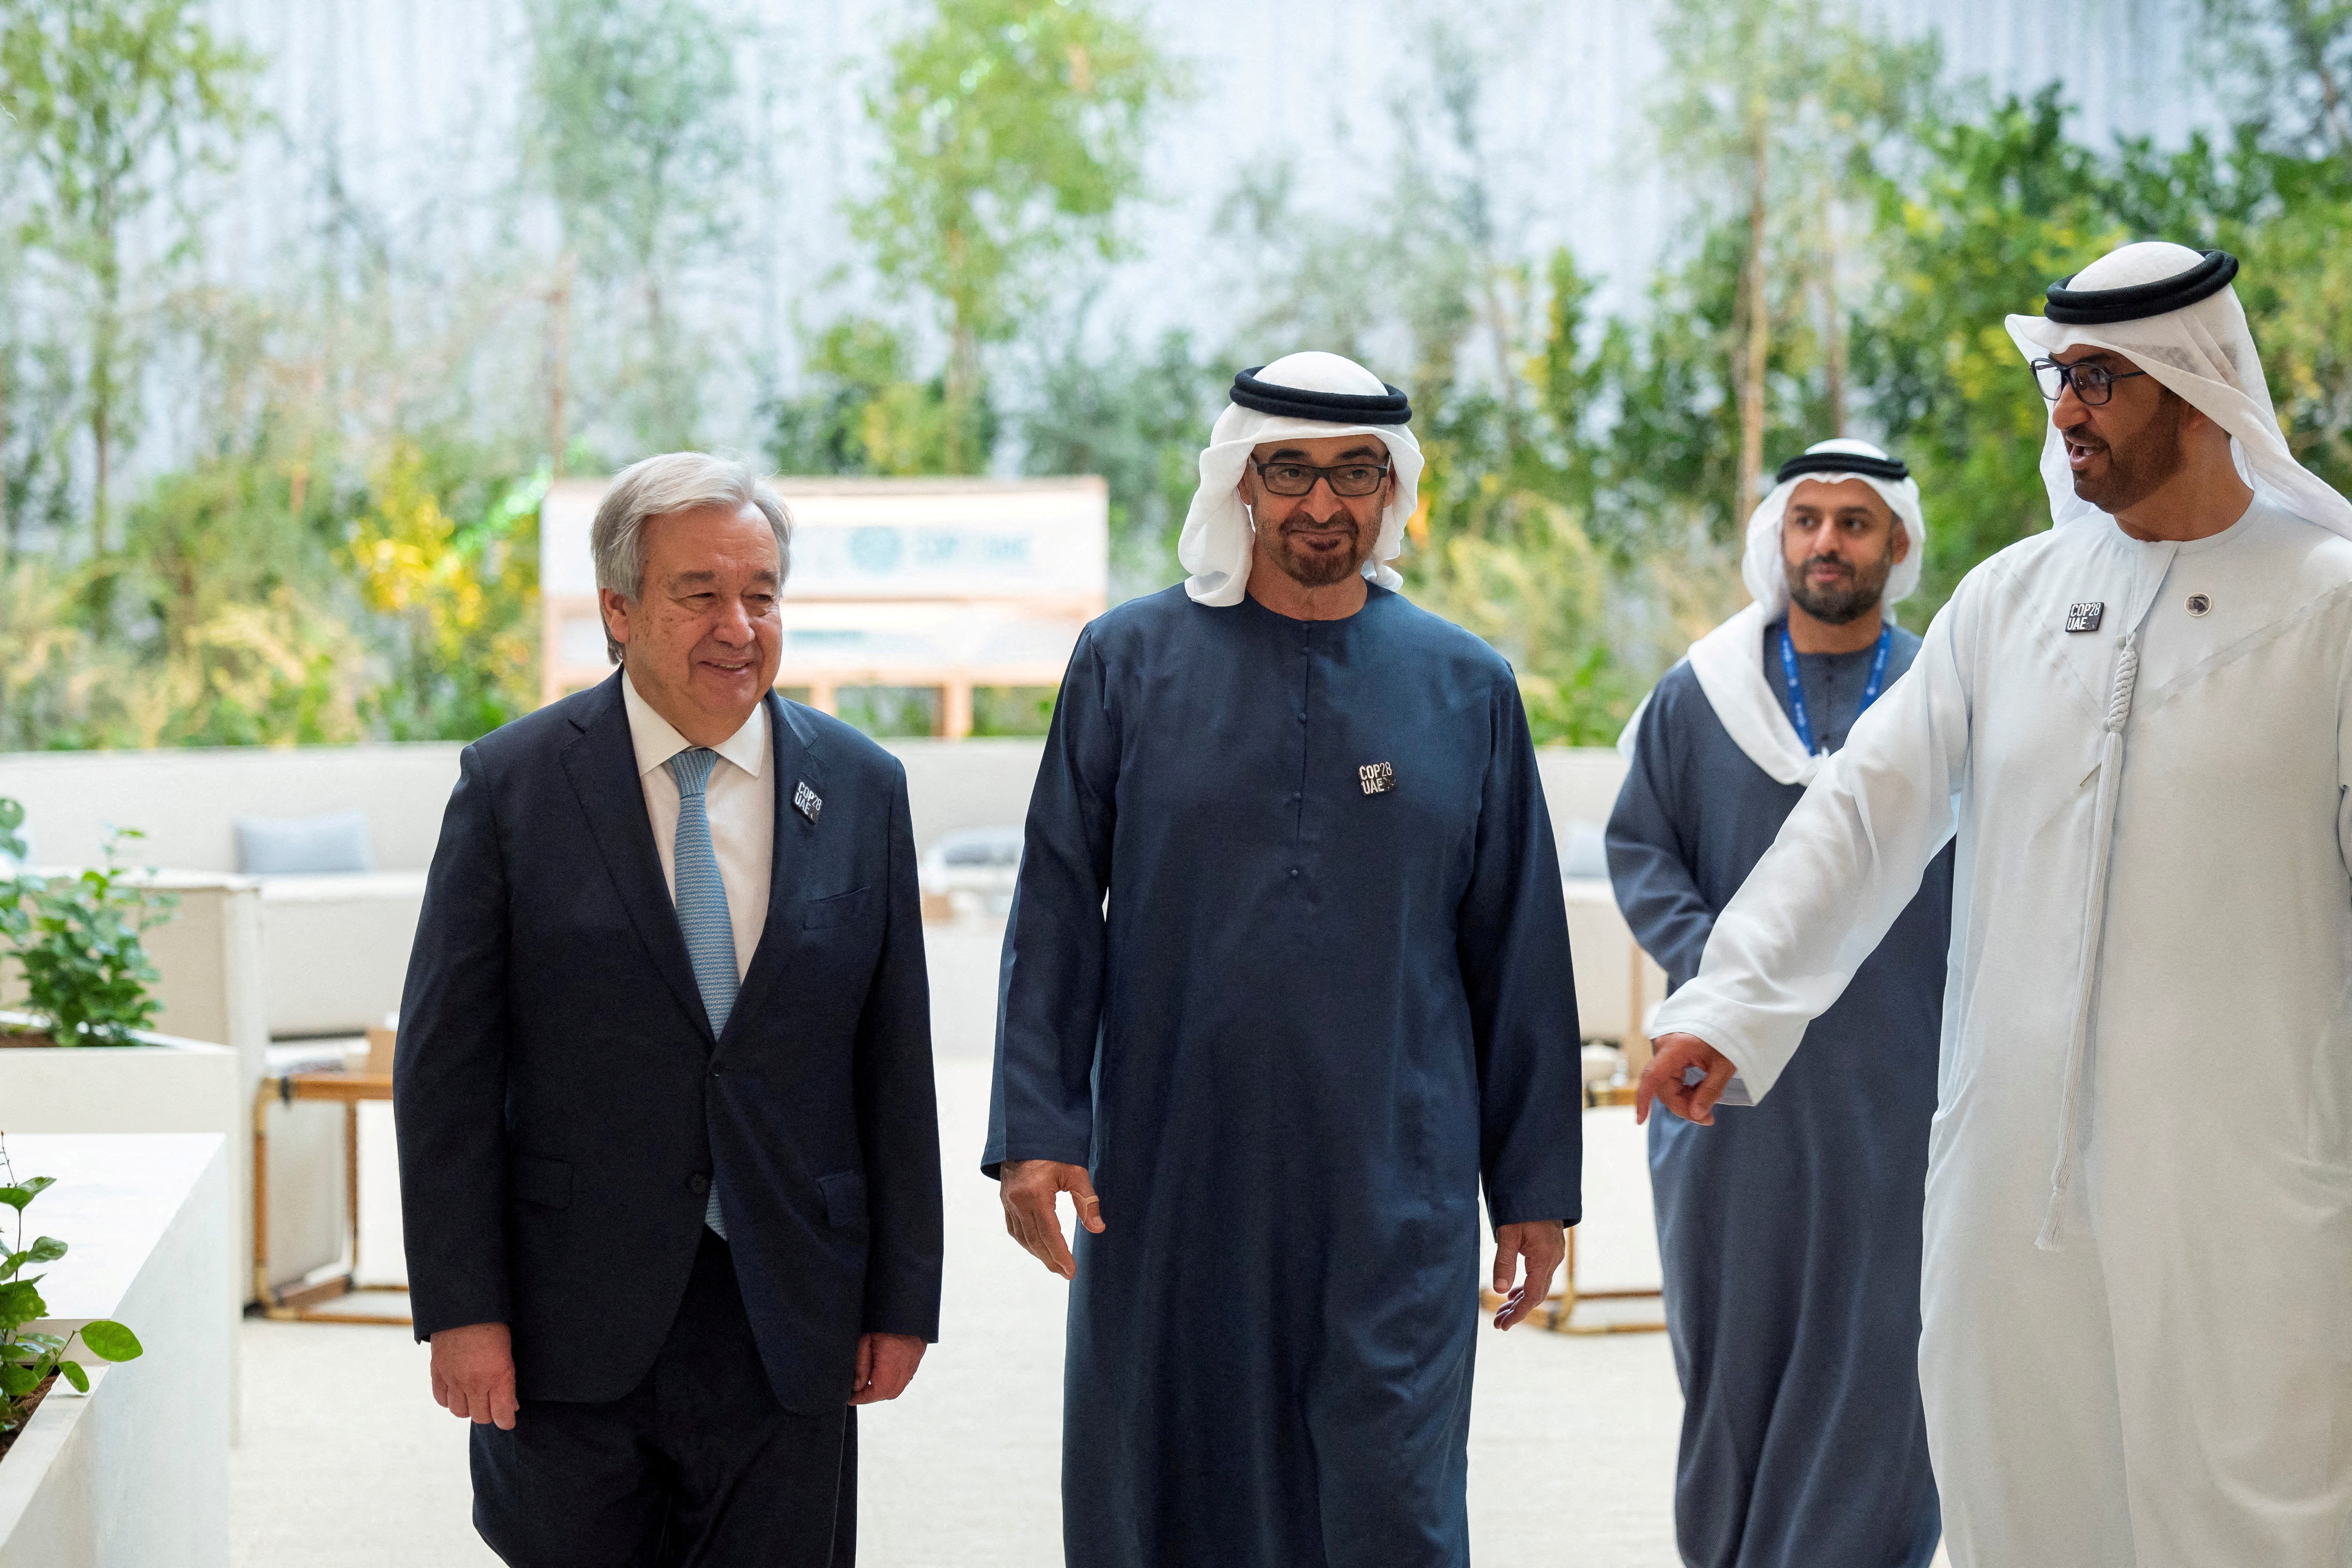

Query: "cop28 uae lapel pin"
<box><xmin>1359</xmin><ymin>761</ymin><xmax>1396</xmax><ymax>796</ymax></box>
<box><xmin>793</xmin><ymin>780</ymin><xmax>822</xmax><ymax>823</ymax></box>
<box><xmin>2065</xmin><ymin>601</ymin><xmax>2106</xmax><ymax>633</ymax></box>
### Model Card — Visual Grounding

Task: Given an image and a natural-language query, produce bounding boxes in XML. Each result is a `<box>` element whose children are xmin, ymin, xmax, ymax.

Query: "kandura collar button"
<box><xmin>2186</xmin><ymin>593</ymin><xmax>2213</xmax><ymax>617</ymax></box>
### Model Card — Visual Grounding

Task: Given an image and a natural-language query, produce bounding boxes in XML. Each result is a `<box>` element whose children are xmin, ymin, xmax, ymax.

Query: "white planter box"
<box><xmin>0</xmin><ymin>1020</ymin><xmax>242</xmax><ymax>1324</ymax></box>
<box><xmin>0</xmin><ymin>1133</ymin><xmax>231</xmax><ymax>1568</ymax></box>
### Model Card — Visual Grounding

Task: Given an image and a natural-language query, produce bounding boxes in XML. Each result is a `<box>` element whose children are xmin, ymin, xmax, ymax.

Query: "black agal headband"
<box><xmin>1775</xmin><ymin>450</ymin><xmax>1909</xmax><ymax>486</ymax></box>
<box><xmin>1230</xmin><ymin>366</ymin><xmax>1412</xmax><ymax>425</ymax></box>
<box><xmin>2044</xmin><ymin>249</ymin><xmax>2239</xmax><ymax>325</ymax></box>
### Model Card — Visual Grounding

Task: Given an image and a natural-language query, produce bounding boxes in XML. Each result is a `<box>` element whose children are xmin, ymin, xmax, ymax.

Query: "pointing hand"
<box><xmin>1637</xmin><ymin>1034</ymin><xmax>1737</xmax><ymax>1126</ymax></box>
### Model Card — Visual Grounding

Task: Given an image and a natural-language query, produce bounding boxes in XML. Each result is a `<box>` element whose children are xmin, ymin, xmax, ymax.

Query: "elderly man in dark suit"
<box><xmin>395</xmin><ymin>451</ymin><xmax>943</xmax><ymax>1567</ymax></box>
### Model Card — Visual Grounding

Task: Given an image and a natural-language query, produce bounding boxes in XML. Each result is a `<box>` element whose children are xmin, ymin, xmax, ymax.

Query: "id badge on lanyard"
<box><xmin>1778</xmin><ymin>622</ymin><xmax>1892</xmax><ymax>756</ymax></box>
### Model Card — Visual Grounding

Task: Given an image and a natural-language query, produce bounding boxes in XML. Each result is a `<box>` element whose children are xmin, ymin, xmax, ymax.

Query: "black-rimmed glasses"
<box><xmin>1249</xmin><ymin>457</ymin><xmax>1392</xmax><ymax>498</ymax></box>
<box><xmin>2031</xmin><ymin>358</ymin><xmax>2150</xmax><ymax>406</ymax></box>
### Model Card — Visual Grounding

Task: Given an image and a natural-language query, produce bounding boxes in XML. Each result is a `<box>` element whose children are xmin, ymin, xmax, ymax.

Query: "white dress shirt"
<box><xmin>621</xmin><ymin>670</ymin><xmax>774</xmax><ymax>981</ymax></box>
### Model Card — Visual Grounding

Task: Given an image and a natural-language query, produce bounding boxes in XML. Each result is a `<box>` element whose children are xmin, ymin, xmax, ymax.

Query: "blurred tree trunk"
<box><xmin>1737</xmin><ymin>94</ymin><xmax>1771</xmax><ymax>519</ymax></box>
<box><xmin>1820</xmin><ymin>198</ymin><xmax>1848</xmax><ymax>434</ymax></box>
<box><xmin>546</xmin><ymin>253</ymin><xmax>572</xmax><ymax>478</ymax></box>
<box><xmin>945</xmin><ymin>225</ymin><xmax>977</xmax><ymax>474</ymax></box>
<box><xmin>2280</xmin><ymin>0</ymin><xmax>2352</xmax><ymax>157</ymax></box>
<box><xmin>91</xmin><ymin>268</ymin><xmax>117</xmax><ymax>554</ymax></box>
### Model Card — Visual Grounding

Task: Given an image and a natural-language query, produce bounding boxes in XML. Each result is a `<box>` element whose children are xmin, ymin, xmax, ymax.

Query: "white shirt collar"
<box><xmin>620</xmin><ymin>668</ymin><xmax>769</xmax><ymax>782</ymax></box>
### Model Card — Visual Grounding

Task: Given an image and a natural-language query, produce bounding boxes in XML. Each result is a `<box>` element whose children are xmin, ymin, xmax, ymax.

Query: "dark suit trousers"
<box><xmin>470</xmin><ymin>1230</ymin><xmax>857</xmax><ymax>1568</ymax></box>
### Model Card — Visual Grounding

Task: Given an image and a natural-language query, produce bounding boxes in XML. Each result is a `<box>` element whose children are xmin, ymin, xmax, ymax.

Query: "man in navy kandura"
<box><xmin>1607</xmin><ymin>439</ymin><xmax>1951</xmax><ymax>1568</ymax></box>
<box><xmin>397</xmin><ymin>452</ymin><xmax>942</xmax><ymax>1567</ymax></box>
<box><xmin>987</xmin><ymin>352</ymin><xmax>1584</xmax><ymax>1568</ymax></box>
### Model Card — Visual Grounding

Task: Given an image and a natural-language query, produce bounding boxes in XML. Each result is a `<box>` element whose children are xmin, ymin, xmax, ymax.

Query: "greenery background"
<box><xmin>2</xmin><ymin>0</ymin><xmax>2347</xmax><ymax>748</ymax></box>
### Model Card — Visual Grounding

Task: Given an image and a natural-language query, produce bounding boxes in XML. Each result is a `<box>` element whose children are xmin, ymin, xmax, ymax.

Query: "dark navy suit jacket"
<box><xmin>395</xmin><ymin>672</ymin><xmax>943</xmax><ymax>1415</ymax></box>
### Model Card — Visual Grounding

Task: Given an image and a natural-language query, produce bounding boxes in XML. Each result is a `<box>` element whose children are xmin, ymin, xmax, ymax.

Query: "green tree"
<box><xmin>852</xmin><ymin>0</ymin><xmax>1178</xmax><ymax>473</ymax></box>
<box><xmin>1651</xmin><ymin>0</ymin><xmax>1938</xmax><ymax>514</ymax></box>
<box><xmin>1019</xmin><ymin>326</ymin><xmax>1218</xmax><ymax>598</ymax></box>
<box><xmin>0</xmin><ymin>0</ymin><xmax>261</xmax><ymax>550</ymax></box>
<box><xmin>522</xmin><ymin>0</ymin><xmax>740</xmax><ymax>456</ymax></box>
<box><xmin>2199</xmin><ymin>0</ymin><xmax>2352</xmax><ymax>165</ymax></box>
<box><xmin>765</xmin><ymin>318</ymin><xmax>995</xmax><ymax>479</ymax></box>
<box><xmin>1856</xmin><ymin>90</ymin><xmax>2137</xmax><ymax>617</ymax></box>
<box><xmin>346</xmin><ymin>444</ymin><xmax>544</xmax><ymax>740</ymax></box>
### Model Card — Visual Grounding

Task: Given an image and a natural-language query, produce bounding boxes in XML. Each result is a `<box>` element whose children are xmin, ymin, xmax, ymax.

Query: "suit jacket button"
<box><xmin>689</xmin><ymin>1174</ymin><xmax>710</xmax><ymax>1195</ymax></box>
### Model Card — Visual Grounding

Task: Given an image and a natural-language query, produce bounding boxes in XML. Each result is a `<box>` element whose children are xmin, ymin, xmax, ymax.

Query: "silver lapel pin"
<box><xmin>2065</xmin><ymin>601</ymin><xmax>2105</xmax><ymax>633</ymax></box>
<box><xmin>1358</xmin><ymin>761</ymin><xmax>1396</xmax><ymax>796</ymax></box>
<box><xmin>793</xmin><ymin>780</ymin><xmax>822</xmax><ymax>823</ymax></box>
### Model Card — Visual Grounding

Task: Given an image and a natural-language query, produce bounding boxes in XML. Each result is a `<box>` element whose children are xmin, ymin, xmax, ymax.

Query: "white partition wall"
<box><xmin>0</xmin><ymin>1134</ymin><xmax>231</xmax><ymax>1568</ymax></box>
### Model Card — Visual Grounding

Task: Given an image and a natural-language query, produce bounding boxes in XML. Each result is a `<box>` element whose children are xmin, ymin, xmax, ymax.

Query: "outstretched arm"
<box><xmin>1647</xmin><ymin>585</ymin><xmax>1978</xmax><ymax>1112</ymax></box>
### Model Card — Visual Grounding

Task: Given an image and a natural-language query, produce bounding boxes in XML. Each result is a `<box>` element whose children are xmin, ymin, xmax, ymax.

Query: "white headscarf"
<box><xmin>1176</xmin><ymin>351</ymin><xmax>1426</xmax><ymax>605</ymax></box>
<box><xmin>1739</xmin><ymin>437</ymin><xmax>1928</xmax><ymax>620</ymax></box>
<box><xmin>2006</xmin><ymin>240</ymin><xmax>2352</xmax><ymax>543</ymax></box>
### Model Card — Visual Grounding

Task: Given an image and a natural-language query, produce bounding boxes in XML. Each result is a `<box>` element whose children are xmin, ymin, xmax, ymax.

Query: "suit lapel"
<box><xmin>720</xmin><ymin>693</ymin><xmax>824</xmax><ymax>1056</ymax></box>
<box><xmin>559</xmin><ymin>671</ymin><xmax>715</xmax><ymax>1047</ymax></box>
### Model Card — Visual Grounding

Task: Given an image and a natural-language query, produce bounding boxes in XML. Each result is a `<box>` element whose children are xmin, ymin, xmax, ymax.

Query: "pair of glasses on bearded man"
<box><xmin>1249</xmin><ymin>457</ymin><xmax>1393</xmax><ymax>498</ymax></box>
<box><xmin>2030</xmin><ymin>357</ymin><xmax>2151</xmax><ymax>406</ymax></box>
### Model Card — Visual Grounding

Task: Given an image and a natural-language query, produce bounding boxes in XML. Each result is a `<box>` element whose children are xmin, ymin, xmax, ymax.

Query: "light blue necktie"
<box><xmin>665</xmin><ymin>747</ymin><xmax>735</xmax><ymax>1239</ymax></box>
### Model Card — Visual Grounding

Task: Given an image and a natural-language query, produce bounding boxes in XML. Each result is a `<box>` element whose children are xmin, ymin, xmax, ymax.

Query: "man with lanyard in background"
<box><xmin>1608</xmin><ymin>438</ymin><xmax>1951</xmax><ymax>1568</ymax></box>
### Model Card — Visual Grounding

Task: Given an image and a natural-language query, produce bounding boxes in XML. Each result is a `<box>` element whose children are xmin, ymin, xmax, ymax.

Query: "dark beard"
<box><xmin>1785</xmin><ymin>551</ymin><xmax>1893</xmax><ymax>624</ymax></box>
<box><xmin>1267</xmin><ymin>518</ymin><xmax>1372</xmax><ymax>588</ymax></box>
<box><xmin>2067</xmin><ymin>394</ymin><xmax>2188</xmax><ymax>512</ymax></box>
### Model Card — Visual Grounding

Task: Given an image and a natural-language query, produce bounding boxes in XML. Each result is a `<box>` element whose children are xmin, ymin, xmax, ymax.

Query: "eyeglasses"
<box><xmin>2031</xmin><ymin>358</ymin><xmax>2150</xmax><ymax>406</ymax></box>
<box><xmin>1249</xmin><ymin>458</ymin><xmax>1392</xmax><ymax>498</ymax></box>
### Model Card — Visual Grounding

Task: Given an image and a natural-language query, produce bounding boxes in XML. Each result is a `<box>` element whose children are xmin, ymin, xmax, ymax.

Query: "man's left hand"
<box><xmin>850</xmin><ymin>1332</ymin><xmax>927</xmax><ymax>1406</ymax></box>
<box><xmin>1491</xmin><ymin>1220</ymin><xmax>1567</xmax><ymax>1330</ymax></box>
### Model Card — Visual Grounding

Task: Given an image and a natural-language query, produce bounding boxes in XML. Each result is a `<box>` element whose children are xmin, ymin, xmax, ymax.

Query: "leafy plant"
<box><xmin>0</xmin><ymin>0</ymin><xmax>264</xmax><ymax>547</ymax></box>
<box><xmin>765</xmin><ymin>318</ymin><xmax>996</xmax><ymax>481</ymax></box>
<box><xmin>3</xmin><ymin>814</ymin><xmax>176</xmax><ymax>1046</ymax></box>
<box><xmin>522</xmin><ymin>0</ymin><xmax>740</xmax><ymax>452</ymax></box>
<box><xmin>852</xmin><ymin>0</ymin><xmax>1181</xmax><ymax>471</ymax></box>
<box><xmin>0</xmin><ymin>1140</ymin><xmax>143</xmax><ymax>1437</ymax></box>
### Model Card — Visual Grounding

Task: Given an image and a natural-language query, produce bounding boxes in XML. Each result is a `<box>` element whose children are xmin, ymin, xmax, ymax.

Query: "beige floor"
<box><xmin>229</xmin><ymin>1057</ymin><xmax>1698</xmax><ymax>1566</ymax></box>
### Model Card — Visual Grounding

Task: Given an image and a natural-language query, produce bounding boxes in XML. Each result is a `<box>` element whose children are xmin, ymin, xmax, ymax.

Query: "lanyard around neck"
<box><xmin>1777</xmin><ymin>621</ymin><xmax>1893</xmax><ymax>757</ymax></box>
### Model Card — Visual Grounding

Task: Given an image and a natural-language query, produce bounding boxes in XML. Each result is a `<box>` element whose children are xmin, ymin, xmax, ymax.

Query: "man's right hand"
<box><xmin>429</xmin><ymin>1321</ymin><xmax>519</xmax><ymax>1429</ymax></box>
<box><xmin>998</xmin><ymin>1160</ymin><xmax>1104</xmax><ymax>1281</ymax></box>
<box><xmin>1637</xmin><ymin>1033</ymin><xmax>1738</xmax><ymax>1127</ymax></box>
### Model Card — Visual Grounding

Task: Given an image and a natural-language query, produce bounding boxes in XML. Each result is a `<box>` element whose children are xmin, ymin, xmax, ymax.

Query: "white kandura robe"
<box><xmin>1651</xmin><ymin>494</ymin><xmax>2352</xmax><ymax>1567</ymax></box>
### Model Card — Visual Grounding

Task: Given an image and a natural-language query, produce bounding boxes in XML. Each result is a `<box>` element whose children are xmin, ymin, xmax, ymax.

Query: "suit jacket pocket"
<box><xmin>509</xmin><ymin>1152</ymin><xmax>572</xmax><ymax>1210</ymax></box>
<box><xmin>817</xmin><ymin>1169</ymin><xmax>867</xmax><ymax>1227</ymax></box>
<box><xmin>803</xmin><ymin>886</ymin><xmax>872</xmax><ymax>930</ymax></box>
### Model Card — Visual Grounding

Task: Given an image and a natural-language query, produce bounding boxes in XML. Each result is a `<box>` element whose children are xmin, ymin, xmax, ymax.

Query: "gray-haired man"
<box><xmin>396</xmin><ymin>452</ymin><xmax>943</xmax><ymax>1565</ymax></box>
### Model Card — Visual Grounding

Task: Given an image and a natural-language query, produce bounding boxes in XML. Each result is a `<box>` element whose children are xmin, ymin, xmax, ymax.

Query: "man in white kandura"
<box><xmin>1637</xmin><ymin>239</ymin><xmax>2352</xmax><ymax>1567</ymax></box>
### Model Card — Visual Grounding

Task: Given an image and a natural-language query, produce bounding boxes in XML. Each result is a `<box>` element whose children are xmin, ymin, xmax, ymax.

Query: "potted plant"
<box><xmin>0</xmin><ymin>1141</ymin><xmax>145</xmax><ymax>1464</ymax></box>
<box><xmin>0</xmin><ymin>797</ymin><xmax>177</xmax><ymax>1048</ymax></box>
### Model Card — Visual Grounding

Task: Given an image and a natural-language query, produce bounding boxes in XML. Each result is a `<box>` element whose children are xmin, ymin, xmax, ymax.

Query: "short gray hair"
<box><xmin>591</xmin><ymin>452</ymin><xmax>792</xmax><ymax>662</ymax></box>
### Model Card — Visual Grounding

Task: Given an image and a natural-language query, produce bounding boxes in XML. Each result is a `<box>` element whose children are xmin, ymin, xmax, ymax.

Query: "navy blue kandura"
<box><xmin>986</xmin><ymin>582</ymin><xmax>1584</xmax><ymax>1568</ymax></box>
<box><xmin>1607</xmin><ymin>624</ymin><xmax>1953</xmax><ymax>1568</ymax></box>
